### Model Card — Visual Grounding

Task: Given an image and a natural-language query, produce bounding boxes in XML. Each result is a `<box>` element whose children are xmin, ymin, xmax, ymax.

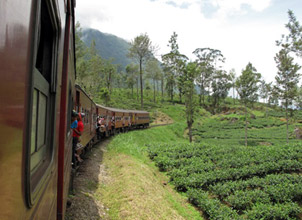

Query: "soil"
<box><xmin>151</xmin><ymin>111</ymin><xmax>173</xmax><ymax>126</ymax></box>
<box><xmin>65</xmin><ymin>139</ymin><xmax>111</xmax><ymax>220</ymax></box>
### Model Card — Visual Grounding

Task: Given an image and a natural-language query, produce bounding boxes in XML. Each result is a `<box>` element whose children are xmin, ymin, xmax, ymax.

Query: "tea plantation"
<box><xmin>148</xmin><ymin>108</ymin><xmax>302</xmax><ymax>219</ymax></box>
<box><xmin>148</xmin><ymin>143</ymin><xmax>302</xmax><ymax>219</ymax></box>
<box><xmin>193</xmin><ymin>114</ymin><xmax>300</xmax><ymax>146</ymax></box>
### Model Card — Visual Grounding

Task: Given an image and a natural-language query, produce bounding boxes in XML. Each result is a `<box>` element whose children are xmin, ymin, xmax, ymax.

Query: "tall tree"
<box><xmin>211</xmin><ymin>70</ymin><xmax>231</xmax><ymax>110</ymax></box>
<box><xmin>236</xmin><ymin>63</ymin><xmax>261</xmax><ymax>146</ymax></box>
<box><xmin>274</xmin><ymin>47</ymin><xmax>301</xmax><ymax>143</ymax></box>
<box><xmin>86</xmin><ymin>40</ymin><xmax>103</xmax><ymax>98</ymax></box>
<box><xmin>184</xmin><ymin>62</ymin><xmax>197</xmax><ymax>142</ymax></box>
<box><xmin>125</xmin><ymin>63</ymin><xmax>139</xmax><ymax>98</ymax></box>
<box><xmin>162</xmin><ymin>32</ymin><xmax>188</xmax><ymax>103</ymax></box>
<box><xmin>128</xmin><ymin>33</ymin><xmax>154</xmax><ymax>109</ymax></box>
<box><xmin>103</xmin><ymin>59</ymin><xmax>117</xmax><ymax>94</ymax></box>
<box><xmin>277</xmin><ymin>10</ymin><xmax>302</xmax><ymax>57</ymax></box>
<box><xmin>193</xmin><ymin>48</ymin><xmax>224</xmax><ymax>107</ymax></box>
<box><xmin>259</xmin><ymin>80</ymin><xmax>272</xmax><ymax>117</ymax></box>
<box><xmin>229</xmin><ymin>68</ymin><xmax>237</xmax><ymax>105</ymax></box>
<box><xmin>295</xmin><ymin>85</ymin><xmax>302</xmax><ymax>110</ymax></box>
<box><xmin>75</xmin><ymin>22</ymin><xmax>89</xmax><ymax>88</ymax></box>
<box><xmin>145</xmin><ymin>58</ymin><xmax>162</xmax><ymax>103</ymax></box>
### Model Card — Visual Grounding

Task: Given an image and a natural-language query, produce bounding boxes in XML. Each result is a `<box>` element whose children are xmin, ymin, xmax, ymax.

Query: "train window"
<box><xmin>26</xmin><ymin>0</ymin><xmax>58</xmax><ymax>207</ymax></box>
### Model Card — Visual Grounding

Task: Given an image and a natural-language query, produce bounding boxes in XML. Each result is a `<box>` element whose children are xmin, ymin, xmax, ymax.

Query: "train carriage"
<box><xmin>132</xmin><ymin>110</ymin><xmax>150</xmax><ymax>128</ymax></box>
<box><xmin>105</xmin><ymin>107</ymin><xmax>126</xmax><ymax>133</ymax></box>
<box><xmin>123</xmin><ymin>112</ymin><xmax>131</xmax><ymax>130</ymax></box>
<box><xmin>0</xmin><ymin>0</ymin><xmax>76</xmax><ymax>219</ymax></box>
<box><xmin>74</xmin><ymin>84</ymin><xmax>96</xmax><ymax>148</ymax></box>
<box><xmin>0</xmin><ymin>1</ymin><xmax>150</xmax><ymax>219</ymax></box>
<box><xmin>96</xmin><ymin>104</ymin><xmax>113</xmax><ymax>137</ymax></box>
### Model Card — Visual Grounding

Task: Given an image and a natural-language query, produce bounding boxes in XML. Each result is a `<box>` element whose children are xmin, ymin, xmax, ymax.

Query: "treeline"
<box><xmin>159</xmin><ymin>10</ymin><xmax>302</xmax><ymax>143</ymax></box>
<box><xmin>75</xmin><ymin>10</ymin><xmax>302</xmax><ymax>143</ymax></box>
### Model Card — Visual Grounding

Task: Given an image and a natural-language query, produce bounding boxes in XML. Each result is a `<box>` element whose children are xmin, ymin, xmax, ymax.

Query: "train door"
<box><xmin>75</xmin><ymin>90</ymin><xmax>80</xmax><ymax>112</ymax></box>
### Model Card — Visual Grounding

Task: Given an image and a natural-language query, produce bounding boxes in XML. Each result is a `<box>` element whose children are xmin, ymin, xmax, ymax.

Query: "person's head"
<box><xmin>72</xmin><ymin>111</ymin><xmax>78</xmax><ymax>122</ymax></box>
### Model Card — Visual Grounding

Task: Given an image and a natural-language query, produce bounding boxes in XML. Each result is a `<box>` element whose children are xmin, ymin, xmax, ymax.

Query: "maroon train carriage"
<box><xmin>0</xmin><ymin>0</ymin><xmax>76</xmax><ymax>219</ymax></box>
<box><xmin>74</xmin><ymin>84</ymin><xmax>97</xmax><ymax>150</ymax></box>
<box><xmin>0</xmin><ymin>1</ymin><xmax>151</xmax><ymax>219</ymax></box>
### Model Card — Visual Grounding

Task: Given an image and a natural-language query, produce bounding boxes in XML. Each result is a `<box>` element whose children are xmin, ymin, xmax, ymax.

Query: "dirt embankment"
<box><xmin>151</xmin><ymin>111</ymin><xmax>173</xmax><ymax>126</ymax></box>
<box><xmin>65</xmin><ymin>139</ymin><xmax>111</xmax><ymax>220</ymax></box>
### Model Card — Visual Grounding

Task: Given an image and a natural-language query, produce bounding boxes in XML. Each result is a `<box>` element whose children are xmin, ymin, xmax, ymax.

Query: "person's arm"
<box><xmin>73</xmin><ymin>128</ymin><xmax>81</xmax><ymax>135</ymax></box>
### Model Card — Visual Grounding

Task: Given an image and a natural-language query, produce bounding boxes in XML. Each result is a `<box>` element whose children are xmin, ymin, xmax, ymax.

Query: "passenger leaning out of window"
<box><xmin>72</xmin><ymin>113</ymin><xmax>84</xmax><ymax>165</ymax></box>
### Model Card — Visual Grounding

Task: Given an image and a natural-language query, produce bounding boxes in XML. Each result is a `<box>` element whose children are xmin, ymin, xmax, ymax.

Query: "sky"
<box><xmin>75</xmin><ymin>0</ymin><xmax>302</xmax><ymax>83</ymax></box>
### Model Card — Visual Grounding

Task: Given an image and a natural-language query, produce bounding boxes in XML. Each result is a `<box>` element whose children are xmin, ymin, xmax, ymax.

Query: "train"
<box><xmin>0</xmin><ymin>1</ymin><xmax>149</xmax><ymax>219</ymax></box>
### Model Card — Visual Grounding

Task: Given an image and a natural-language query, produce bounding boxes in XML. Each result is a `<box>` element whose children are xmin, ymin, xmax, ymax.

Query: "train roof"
<box><xmin>96</xmin><ymin>104</ymin><xmax>149</xmax><ymax>114</ymax></box>
<box><xmin>75</xmin><ymin>84</ymin><xmax>95</xmax><ymax>103</ymax></box>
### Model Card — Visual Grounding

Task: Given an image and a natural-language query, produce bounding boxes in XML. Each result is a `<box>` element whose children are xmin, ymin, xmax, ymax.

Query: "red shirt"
<box><xmin>73</xmin><ymin>121</ymin><xmax>84</xmax><ymax>137</ymax></box>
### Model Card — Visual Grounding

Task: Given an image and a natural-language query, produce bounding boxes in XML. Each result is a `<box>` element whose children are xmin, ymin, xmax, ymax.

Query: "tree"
<box><xmin>259</xmin><ymin>80</ymin><xmax>271</xmax><ymax>104</ymax></box>
<box><xmin>274</xmin><ymin>47</ymin><xmax>301</xmax><ymax>143</ymax></box>
<box><xmin>193</xmin><ymin>48</ymin><xmax>225</xmax><ymax>107</ymax></box>
<box><xmin>184</xmin><ymin>62</ymin><xmax>197</xmax><ymax>142</ymax></box>
<box><xmin>295</xmin><ymin>85</ymin><xmax>302</xmax><ymax>110</ymax></box>
<box><xmin>236</xmin><ymin>63</ymin><xmax>261</xmax><ymax>146</ymax></box>
<box><xmin>259</xmin><ymin>80</ymin><xmax>272</xmax><ymax>117</ymax></box>
<box><xmin>229</xmin><ymin>69</ymin><xmax>237</xmax><ymax>105</ymax></box>
<box><xmin>75</xmin><ymin>22</ymin><xmax>89</xmax><ymax>88</ymax></box>
<box><xmin>211</xmin><ymin>70</ymin><xmax>231</xmax><ymax>110</ymax></box>
<box><xmin>85</xmin><ymin>40</ymin><xmax>103</xmax><ymax>98</ymax></box>
<box><xmin>277</xmin><ymin>10</ymin><xmax>302</xmax><ymax>57</ymax></box>
<box><xmin>128</xmin><ymin>33</ymin><xmax>154</xmax><ymax>109</ymax></box>
<box><xmin>102</xmin><ymin>59</ymin><xmax>117</xmax><ymax>94</ymax></box>
<box><xmin>162</xmin><ymin>32</ymin><xmax>188</xmax><ymax>103</ymax></box>
<box><xmin>145</xmin><ymin>58</ymin><xmax>162</xmax><ymax>103</ymax></box>
<box><xmin>99</xmin><ymin>88</ymin><xmax>110</xmax><ymax>106</ymax></box>
<box><xmin>125</xmin><ymin>63</ymin><xmax>139</xmax><ymax>98</ymax></box>
<box><xmin>269</xmin><ymin>85</ymin><xmax>280</xmax><ymax>107</ymax></box>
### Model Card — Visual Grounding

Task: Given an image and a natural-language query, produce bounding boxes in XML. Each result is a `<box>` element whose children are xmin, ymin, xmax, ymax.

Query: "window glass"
<box><xmin>30</xmin><ymin>142</ymin><xmax>47</xmax><ymax>172</ymax></box>
<box><xmin>37</xmin><ymin>92</ymin><xmax>47</xmax><ymax>149</ymax></box>
<box><xmin>31</xmin><ymin>89</ymin><xmax>38</xmax><ymax>154</ymax></box>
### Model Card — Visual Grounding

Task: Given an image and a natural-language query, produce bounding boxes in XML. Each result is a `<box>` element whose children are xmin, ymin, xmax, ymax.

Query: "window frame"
<box><xmin>25</xmin><ymin>0</ymin><xmax>60</xmax><ymax>208</ymax></box>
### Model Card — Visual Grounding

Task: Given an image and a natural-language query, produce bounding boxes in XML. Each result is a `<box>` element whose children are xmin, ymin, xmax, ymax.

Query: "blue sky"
<box><xmin>76</xmin><ymin>0</ymin><xmax>302</xmax><ymax>83</ymax></box>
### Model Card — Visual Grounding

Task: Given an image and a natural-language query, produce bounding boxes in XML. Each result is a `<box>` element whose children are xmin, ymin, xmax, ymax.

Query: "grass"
<box><xmin>94</xmin><ymin>104</ymin><xmax>203</xmax><ymax>220</ymax></box>
<box><xmin>91</xmin><ymin>89</ymin><xmax>302</xmax><ymax>219</ymax></box>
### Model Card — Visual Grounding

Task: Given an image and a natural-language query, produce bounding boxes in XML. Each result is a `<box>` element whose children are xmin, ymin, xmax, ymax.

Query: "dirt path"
<box><xmin>65</xmin><ymin>112</ymin><xmax>175</xmax><ymax>219</ymax></box>
<box><xmin>65</xmin><ymin>139</ymin><xmax>111</xmax><ymax>220</ymax></box>
<box><xmin>151</xmin><ymin>111</ymin><xmax>173</xmax><ymax>126</ymax></box>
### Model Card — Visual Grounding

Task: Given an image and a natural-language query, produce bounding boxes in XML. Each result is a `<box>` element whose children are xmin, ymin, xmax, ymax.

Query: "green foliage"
<box><xmin>274</xmin><ymin>48</ymin><xmax>301</xmax><ymax>108</ymax></box>
<box><xmin>236</xmin><ymin>62</ymin><xmax>261</xmax><ymax>105</ymax></box>
<box><xmin>184</xmin><ymin>62</ymin><xmax>198</xmax><ymax>142</ymax></box>
<box><xmin>193</xmin><ymin>48</ymin><xmax>226</xmax><ymax>107</ymax></box>
<box><xmin>148</xmin><ymin>142</ymin><xmax>302</xmax><ymax>219</ymax></box>
<box><xmin>162</xmin><ymin>32</ymin><xmax>188</xmax><ymax>103</ymax></box>
<box><xmin>128</xmin><ymin>33</ymin><xmax>155</xmax><ymax>109</ymax></box>
<box><xmin>98</xmin><ymin>88</ymin><xmax>110</xmax><ymax>106</ymax></box>
<box><xmin>277</xmin><ymin>10</ymin><xmax>302</xmax><ymax>58</ymax></box>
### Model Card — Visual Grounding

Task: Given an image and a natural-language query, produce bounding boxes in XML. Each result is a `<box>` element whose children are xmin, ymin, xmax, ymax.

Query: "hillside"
<box><xmin>81</xmin><ymin>28</ymin><xmax>133</xmax><ymax>70</ymax></box>
<box><xmin>67</xmin><ymin>90</ymin><xmax>302</xmax><ymax>219</ymax></box>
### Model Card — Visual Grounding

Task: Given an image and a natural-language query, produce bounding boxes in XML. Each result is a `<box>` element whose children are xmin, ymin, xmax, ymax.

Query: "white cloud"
<box><xmin>75</xmin><ymin>0</ymin><xmax>289</xmax><ymax>82</ymax></box>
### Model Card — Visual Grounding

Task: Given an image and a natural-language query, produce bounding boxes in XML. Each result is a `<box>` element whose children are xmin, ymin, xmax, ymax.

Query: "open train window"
<box><xmin>26</xmin><ymin>0</ymin><xmax>59</xmax><ymax>207</ymax></box>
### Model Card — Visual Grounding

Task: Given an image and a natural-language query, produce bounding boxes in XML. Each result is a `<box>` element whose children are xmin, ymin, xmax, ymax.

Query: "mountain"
<box><xmin>81</xmin><ymin>28</ymin><xmax>133</xmax><ymax>70</ymax></box>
